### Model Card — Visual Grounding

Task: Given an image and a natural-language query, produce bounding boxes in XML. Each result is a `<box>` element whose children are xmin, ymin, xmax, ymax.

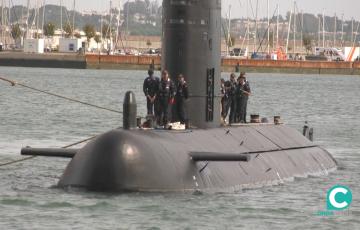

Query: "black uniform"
<box><xmin>221</xmin><ymin>81</ymin><xmax>231</xmax><ymax>119</ymax></box>
<box><xmin>228</xmin><ymin>79</ymin><xmax>237</xmax><ymax>123</ymax></box>
<box><xmin>143</xmin><ymin>75</ymin><xmax>160</xmax><ymax>115</ymax></box>
<box><xmin>157</xmin><ymin>78</ymin><xmax>175</xmax><ymax>126</ymax></box>
<box><xmin>238</xmin><ymin>81</ymin><xmax>251</xmax><ymax>123</ymax></box>
<box><xmin>175</xmin><ymin>80</ymin><xmax>189</xmax><ymax>124</ymax></box>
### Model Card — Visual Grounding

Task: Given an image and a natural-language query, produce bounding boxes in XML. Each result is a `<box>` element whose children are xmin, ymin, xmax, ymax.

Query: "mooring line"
<box><xmin>0</xmin><ymin>135</ymin><xmax>97</xmax><ymax>167</ymax></box>
<box><xmin>0</xmin><ymin>76</ymin><xmax>122</xmax><ymax>114</ymax></box>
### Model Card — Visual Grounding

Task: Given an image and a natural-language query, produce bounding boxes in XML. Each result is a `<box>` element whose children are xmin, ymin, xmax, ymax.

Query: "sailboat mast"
<box><xmin>227</xmin><ymin>4</ymin><xmax>231</xmax><ymax>56</ymax></box>
<box><xmin>42</xmin><ymin>0</ymin><xmax>46</xmax><ymax>38</ymax></box>
<box><xmin>286</xmin><ymin>7</ymin><xmax>292</xmax><ymax>54</ymax></box>
<box><xmin>115</xmin><ymin>0</ymin><xmax>121</xmax><ymax>50</ymax></box>
<box><xmin>246</xmin><ymin>0</ymin><xmax>250</xmax><ymax>56</ymax></box>
<box><xmin>267</xmin><ymin>0</ymin><xmax>270</xmax><ymax>54</ymax></box>
<box><xmin>293</xmin><ymin>1</ymin><xmax>296</xmax><ymax>54</ymax></box>
<box><xmin>1</xmin><ymin>0</ymin><xmax>3</xmax><ymax>44</ymax></box>
<box><xmin>8</xmin><ymin>0</ymin><xmax>10</xmax><ymax>27</ymax></box>
<box><xmin>351</xmin><ymin>18</ymin><xmax>354</xmax><ymax>45</ymax></box>
<box><xmin>340</xmin><ymin>14</ymin><xmax>344</xmax><ymax>47</ymax></box>
<box><xmin>333</xmin><ymin>13</ymin><xmax>336</xmax><ymax>47</ymax></box>
<box><xmin>254</xmin><ymin>0</ymin><xmax>258</xmax><ymax>52</ymax></box>
<box><xmin>125</xmin><ymin>0</ymin><xmax>129</xmax><ymax>48</ymax></box>
<box><xmin>318</xmin><ymin>15</ymin><xmax>320</xmax><ymax>47</ymax></box>
<box><xmin>72</xmin><ymin>0</ymin><xmax>75</xmax><ymax>38</ymax></box>
<box><xmin>60</xmin><ymin>0</ymin><xmax>63</xmax><ymax>37</ymax></box>
<box><xmin>301</xmin><ymin>10</ymin><xmax>303</xmax><ymax>52</ymax></box>
<box><xmin>36</xmin><ymin>0</ymin><xmax>39</xmax><ymax>33</ymax></box>
<box><xmin>26</xmin><ymin>0</ymin><xmax>30</xmax><ymax>39</ymax></box>
<box><xmin>276</xmin><ymin>4</ymin><xmax>279</xmax><ymax>48</ymax></box>
<box><xmin>109</xmin><ymin>0</ymin><xmax>112</xmax><ymax>51</ymax></box>
<box><xmin>322</xmin><ymin>10</ymin><xmax>325</xmax><ymax>48</ymax></box>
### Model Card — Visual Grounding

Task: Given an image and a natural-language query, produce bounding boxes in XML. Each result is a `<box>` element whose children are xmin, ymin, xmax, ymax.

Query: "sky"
<box><xmin>9</xmin><ymin>0</ymin><xmax>360</xmax><ymax>21</ymax></box>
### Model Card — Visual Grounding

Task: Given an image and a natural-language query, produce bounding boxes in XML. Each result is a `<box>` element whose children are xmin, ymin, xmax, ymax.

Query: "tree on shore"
<box><xmin>11</xmin><ymin>24</ymin><xmax>22</xmax><ymax>41</ymax></box>
<box><xmin>63</xmin><ymin>23</ymin><xmax>73</xmax><ymax>38</ymax></box>
<box><xmin>102</xmin><ymin>24</ymin><xmax>113</xmax><ymax>39</ymax></box>
<box><xmin>74</xmin><ymin>32</ymin><xmax>81</xmax><ymax>39</ymax></box>
<box><xmin>43</xmin><ymin>22</ymin><xmax>55</xmax><ymax>37</ymax></box>
<box><xmin>303</xmin><ymin>35</ymin><xmax>313</xmax><ymax>54</ymax></box>
<box><xmin>269</xmin><ymin>32</ymin><xmax>274</xmax><ymax>48</ymax></box>
<box><xmin>94</xmin><ymin>34</ymin><xmax>101</xmax><ymax>49</ymax></box>
<box><xmin>146</xmin><ymin>39</ymin><xmax>152</xmax><ymax>48</ymax></box>
<box><xmin>83</xmin><ymin>24</ymin><xmax>96</xmax><ymax>42</ymax></box>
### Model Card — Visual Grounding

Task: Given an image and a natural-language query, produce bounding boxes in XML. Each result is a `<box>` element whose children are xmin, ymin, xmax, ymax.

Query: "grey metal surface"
<box><xmin>58</xmin><ymin>125</ymin><xmax>337</xmax><ymax>192</ymax></box>
<box><xmin>162</xmin><ymin>0</ymin><xmax>222</xmax><ymax>128</ymax></box>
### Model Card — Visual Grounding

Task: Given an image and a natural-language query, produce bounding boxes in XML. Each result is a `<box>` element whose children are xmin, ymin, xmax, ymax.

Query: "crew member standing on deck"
<box><xmin>143</xmin><ymin>69</ymin><xmax>160</xmax><ymax>115</ymax></box>
<box><xmin>228</xmin><ymin>73</ymin><xmax>237</xmax><ymax>124</ymax></box>
<box><xmin>157</xmin><ymin>70</ymin><xmax>175</xmax><ymax>127</ymax></box>
<box><xmin>220</xmin><ymin>78</ymin><xmax>227</xmax><ymax>122</ymax></box>
<box><xmin>238</xmin><ymin>72</ymin><xmax>251</xmax><ymax>123</ymax></box>
<box><xmin>175</xmin><ymin>74</ymin><xmax>189</xmax><ymax>124</ymax></box>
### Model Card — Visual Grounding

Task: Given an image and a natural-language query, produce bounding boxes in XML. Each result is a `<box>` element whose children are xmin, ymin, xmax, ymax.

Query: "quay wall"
<box><xmin>87</xmin><ymin>54</ymin><xmax>360</xmax><ymax>75</ymax></box>
<box><xmin>0</xmin><ymin>52</ymin><xmax>359</xmax><ymax>75</ymax></box>
<box><xmin>85</xmin><ymin>54</ymin><xmax>161</xmax><ymax>70</ymax></box>
<box><xmin>0</xmin><ymin>52</ymin><xmax>86</xmax><ymax>69</ymax></box>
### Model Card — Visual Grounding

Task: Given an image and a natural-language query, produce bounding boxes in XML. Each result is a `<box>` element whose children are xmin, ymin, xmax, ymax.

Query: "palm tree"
<box><xmin>11</xmin><ymin>24</ymin><xmax>22</xmax><ymax>41</ymax></box>
<box><xmin>43</xmin><ymin>22</ymin><xmax>55</xmax><ymax>37</ymax></box>
<box><xmin>94</xmin><ymin>34</ymin><xmax>101</xmax><ymax>50</ymax></box>
<box><xmin>83</xmin><ymin>24</ymin><xmax>96</xmax><ymax>42</ymax></box>
<box><xmin>63</xmin><ymin>23</ymin><xmax>73</xmax><ymax>38</ymax></box>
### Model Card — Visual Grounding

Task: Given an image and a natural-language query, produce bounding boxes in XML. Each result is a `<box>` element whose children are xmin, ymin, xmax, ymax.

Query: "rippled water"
<box><xmin>0</xmin><ymin>67</ymin><xmax>359</xmax><ymax>229</ymax></box>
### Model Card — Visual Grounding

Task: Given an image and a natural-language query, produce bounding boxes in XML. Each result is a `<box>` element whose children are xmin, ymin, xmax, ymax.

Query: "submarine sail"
<box><xmin>162</xmin><ymin>0</ymin><xmax>221</xmax><ymax>128</ymax></box>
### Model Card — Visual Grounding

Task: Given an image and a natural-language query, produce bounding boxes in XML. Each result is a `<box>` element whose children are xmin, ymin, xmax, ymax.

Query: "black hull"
<box><xmin>58</xmin><ymin>124</ymin><xmax>337</xmax><ymax>192</ymax></box>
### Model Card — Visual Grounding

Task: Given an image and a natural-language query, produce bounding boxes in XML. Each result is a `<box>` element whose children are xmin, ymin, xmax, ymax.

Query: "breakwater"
<box><xmin>0</xmin><ymin>52</ymin><xmax>359</xmax><ymax>75</ymax></box>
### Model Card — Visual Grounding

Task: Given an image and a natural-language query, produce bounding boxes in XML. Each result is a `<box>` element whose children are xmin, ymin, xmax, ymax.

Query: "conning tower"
<box><xmin>162</xmin><ymin>0</ymin><xmax>221</xmax><ymax>128</ymax></box>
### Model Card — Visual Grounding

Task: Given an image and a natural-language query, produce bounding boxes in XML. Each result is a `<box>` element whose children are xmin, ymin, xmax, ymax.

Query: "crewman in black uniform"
<box><xmin>175</xmin><ymin>74</ymin><xmax>189</xmax><ymax>124</ymax></box>
<box><xmin>228</xmin><ymin>73</ymin><xmax>237</xmax><ymax>124</ymax></box>
<box><xmin>221</xmin><ymin>78</ymin><xmax>230</xmax><ymax>122</ymax></box>
<box><xmin>220</xmin><ymin>78</ymin><xmax>227</xmax><ymax>121</ymax></box>
<box><xmin>238</xmin><ymin>72</ymin><xmax>251</xmax><ymax>123</ymax></box>
<box><xmin>157</xmin><ymin>70</ymin><xmax>175</xmax><ymax>126</ymax></box>
<box><xmin>143</xmin><ymin>69</ymin><xmax>159</xmax><ymax>115</ymax></box>
<box><xmin>235</xmin><ymin>76</ymin><xmax>242</xmax><ymax>123</ymax></box>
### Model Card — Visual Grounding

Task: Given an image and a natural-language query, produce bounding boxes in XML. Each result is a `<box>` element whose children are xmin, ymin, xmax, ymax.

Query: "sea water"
<box><xmin>0</xmin><ymin>67</ymin><xmax>359</xmax><ymax>229</ymax></box>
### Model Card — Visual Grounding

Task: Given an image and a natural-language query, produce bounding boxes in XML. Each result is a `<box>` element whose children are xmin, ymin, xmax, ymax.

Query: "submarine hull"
<box><xmin>58</xmin><ymin>124</ymin><xmax>337</xmax><ymax>192</ymax></box>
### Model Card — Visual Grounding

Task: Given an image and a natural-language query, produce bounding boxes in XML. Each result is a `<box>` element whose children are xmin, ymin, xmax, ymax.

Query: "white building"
<box><xmin>59</xmin><ymin>38</ymin><xmax>83</xmax><ymax>52</ymax></box>
<box><xmin>24</xmin><ymin>39</ymin><xmax>44</xmax><ymax>53</ymax></box>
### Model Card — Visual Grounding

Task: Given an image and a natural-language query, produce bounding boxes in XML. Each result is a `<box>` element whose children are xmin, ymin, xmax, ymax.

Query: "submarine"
<box><xmin>21</xmin><ymin>0</ymin><xmax>337</xmax><ymax>192</ymax></box>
